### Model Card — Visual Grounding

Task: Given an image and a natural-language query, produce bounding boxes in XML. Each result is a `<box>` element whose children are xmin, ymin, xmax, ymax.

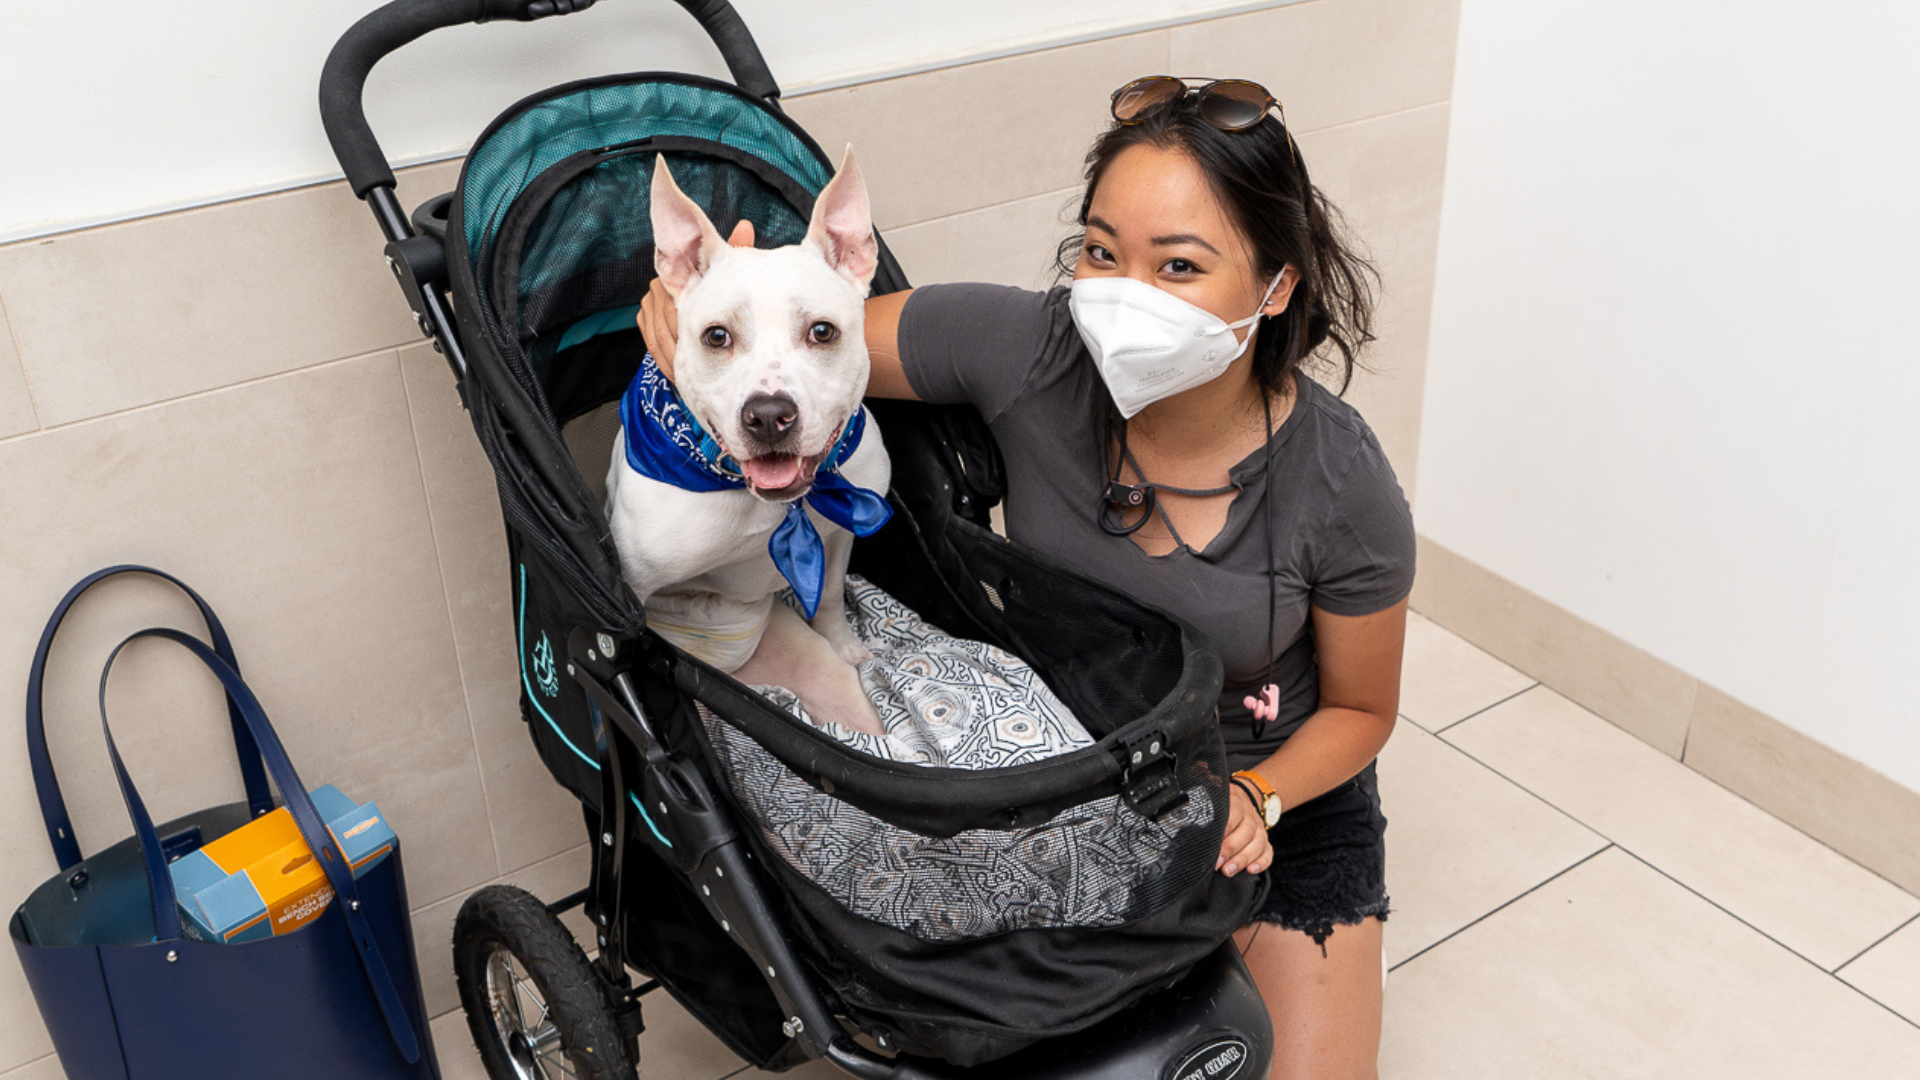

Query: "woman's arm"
<box><xmin>1252</xmin><ymin>599</ymin><xmax>1406</xmax><ymax>811</ymax></box>
<box><xmin>632</xmin><ymin>220</ymin><xmax>920</xmax><ymax>400</ymax></box>
<box><xmin>1218</xmin><ymin>598</ymin><xmax>1405</xmax><ymax>877</ymax></box>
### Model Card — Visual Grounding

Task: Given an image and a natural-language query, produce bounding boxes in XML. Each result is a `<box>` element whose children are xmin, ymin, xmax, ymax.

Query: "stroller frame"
<box><xmin>321</xmin><ymin>3</ymin><xmax>1273</xmax><ymax>1078</ymax></box>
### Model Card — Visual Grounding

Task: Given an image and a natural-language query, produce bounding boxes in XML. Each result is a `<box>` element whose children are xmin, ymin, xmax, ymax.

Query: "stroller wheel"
<box><xmin>454</xmin><ymin>884</ymin><xmax>632</xmax><ymax>1080</ymax></box>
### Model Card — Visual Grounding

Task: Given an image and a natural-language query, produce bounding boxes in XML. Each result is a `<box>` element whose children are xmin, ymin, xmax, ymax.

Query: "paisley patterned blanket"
<box><xmin>701</xmin><ymin>577</ymin><xmax>1214</xmax><ymax>942</ymax></box>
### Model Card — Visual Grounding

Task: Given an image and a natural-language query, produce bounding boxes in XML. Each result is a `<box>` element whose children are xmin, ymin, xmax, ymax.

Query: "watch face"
<box><xmin>1263</xmin><ymin>795</ymin><xmax>1281</xmax><ymax>827</ymax></box>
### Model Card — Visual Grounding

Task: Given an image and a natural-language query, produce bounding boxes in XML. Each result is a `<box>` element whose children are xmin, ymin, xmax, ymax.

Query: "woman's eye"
<box><xmin>701</xmin><ymin>326</ymin><xmax>731</xmax><ymax>349</ymax></box>
<box><xmin>808</xmin><ymin>321</ymin><xmax>839</xmax><ymax>345</ymax></box>
<box><xmin>1163</xmin><ymin>258</ymin><xmax>1198</xmax><ymax>275</ymax></box>
<box><xmin>1084</xmin><ymin>243</ymin><xmax>1114</xmax><ymax>265</ymax></box>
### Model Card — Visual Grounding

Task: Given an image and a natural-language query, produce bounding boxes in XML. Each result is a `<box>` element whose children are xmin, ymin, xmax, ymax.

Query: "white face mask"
<box><xmin>1069</xmin><ymin>271</ymin><xmax>1285</xmax><ymax>419</ymax></box>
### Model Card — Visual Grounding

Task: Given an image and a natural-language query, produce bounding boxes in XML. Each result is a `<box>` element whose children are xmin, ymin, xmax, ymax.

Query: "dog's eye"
<box><xmin>701</xmin><ymin>326</ymin><xmax>731</xmax><ymax>349</ymax></box>
<box><xmin>808</xmin><ymin>321</ymin><xmax>839</xmax><ymax>345</ymax></box>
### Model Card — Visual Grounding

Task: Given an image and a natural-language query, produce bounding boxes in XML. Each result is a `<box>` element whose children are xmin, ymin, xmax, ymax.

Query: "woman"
<box><xmin>642</xmin><ymin>75</ymin><xmax>1412</xmax><ymax>1080</ymax></box>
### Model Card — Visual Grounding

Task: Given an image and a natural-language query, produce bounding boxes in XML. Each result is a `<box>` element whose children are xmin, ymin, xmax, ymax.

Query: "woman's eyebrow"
<box><xmin>1150</xmin><ymin>232</ymin><xmax>1221</xmax><ymax>255</ymax></box>
<box><xmin>1085</xmin><ymin>215</ymin><xmax>1221</xmax><ymax>255</ymax></box>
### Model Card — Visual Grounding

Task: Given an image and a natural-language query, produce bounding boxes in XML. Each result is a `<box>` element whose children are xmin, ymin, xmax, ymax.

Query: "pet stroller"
<box><xmin>322</xmin><ymin>2</ymin><xmax>1273</xmax><ymax>1077</ymax></box>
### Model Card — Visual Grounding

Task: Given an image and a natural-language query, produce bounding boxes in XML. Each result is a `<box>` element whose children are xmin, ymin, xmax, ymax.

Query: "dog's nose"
<box><xmin>741</xmin><ymin>393</ymin><xmax>799</xmax><ymax>444</ymax></box>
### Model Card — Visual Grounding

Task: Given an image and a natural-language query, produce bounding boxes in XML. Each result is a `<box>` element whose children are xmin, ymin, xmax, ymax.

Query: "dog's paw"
<box><xmin>816</xmin><ymin>617</ymin><xmax>872</xmax><ymax>666</ymax></box>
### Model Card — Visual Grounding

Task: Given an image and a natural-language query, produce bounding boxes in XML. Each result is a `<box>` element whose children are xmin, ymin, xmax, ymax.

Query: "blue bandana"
<box><xmin>619</xmin><ymin>354</ymin><xmax>892</xmax><ymax>619</ymax></box>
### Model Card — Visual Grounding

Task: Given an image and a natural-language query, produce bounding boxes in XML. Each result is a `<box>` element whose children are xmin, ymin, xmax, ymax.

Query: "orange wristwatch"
<box><xmin>1232</xmin><ymin>770</ymin><xmax>1283</xmax><ymax>827</ymax></box>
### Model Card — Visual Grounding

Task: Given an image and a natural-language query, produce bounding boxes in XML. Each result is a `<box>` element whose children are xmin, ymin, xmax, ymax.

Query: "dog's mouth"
<box><xmin>732</xmin><ymin>423</ymin><xmax>843</xmax><ymax>501</ymax></box>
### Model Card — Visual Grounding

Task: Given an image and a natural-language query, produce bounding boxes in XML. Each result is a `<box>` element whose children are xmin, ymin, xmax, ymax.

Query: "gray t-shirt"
<box><xmin>898</xmin><ymin>284</ymin><xmax>1415</xmax><ymax>770</ymax></box>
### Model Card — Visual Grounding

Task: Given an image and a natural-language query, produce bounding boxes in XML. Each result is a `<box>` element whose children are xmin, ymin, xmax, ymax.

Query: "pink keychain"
<box><xmin>1244</xmin><ymin>683</ymin><xmax>1280</xmax><ymax>724</ymax></box>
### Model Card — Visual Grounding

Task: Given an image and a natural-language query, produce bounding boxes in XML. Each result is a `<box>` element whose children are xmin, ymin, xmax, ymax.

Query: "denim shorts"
<box><xmin>1245</xmin><ymin>759</ymin><xmax>1389</xmax><ymax>947</ymax></box>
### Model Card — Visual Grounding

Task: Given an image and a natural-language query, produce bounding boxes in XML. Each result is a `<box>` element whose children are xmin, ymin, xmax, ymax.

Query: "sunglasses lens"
<box><xmin>1198</xmin><ymin>81</ymin><xmax>1273</xmax><ymax>130</ymax></box>
<box><xmin>1113</xmin><ymin>77</ymin><xmax>1184</xmax><ymax>122</ymax></box>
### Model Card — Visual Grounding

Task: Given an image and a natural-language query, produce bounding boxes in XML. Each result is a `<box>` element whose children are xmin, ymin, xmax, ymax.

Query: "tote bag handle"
<box><xmin>97</xmin><ymin>627</ymin><xmax>422</xmax><ymax>1064</ymax></box>
<box><xmin>26</xmin><ymin>566</ymin><xmax>275</xmax><ymax>869</ymax></box>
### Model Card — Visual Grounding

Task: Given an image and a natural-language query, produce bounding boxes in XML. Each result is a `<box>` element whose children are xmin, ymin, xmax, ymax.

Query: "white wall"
<box><xmin>1419</xmin><ymin>1</ymin><xmax>1920</xmax><ymax>789</ymax></box>
<box><xmin>0</xmin><ymin>0</ymin><xmax>1284</xmax><ymax>239</ymax></box>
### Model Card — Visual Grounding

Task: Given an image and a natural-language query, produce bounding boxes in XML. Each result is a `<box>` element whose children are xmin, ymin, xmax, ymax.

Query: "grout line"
<box><xmin>1389</xmin><ymin>845</ymin><xmax>1614</xmax><ymax>972</ymax></box>
<box><xmin>394</xmin><ymin>348</ymin><xmax>508</xmax><ymax>882</ymax></box>
<box><xmin>0</xmin><ymin>281</ymin><xmax>46</xmax><ymax>434</ymax></box>
<box><xmin>1438</xmin><ymin>706</ymin><xmax>1920</xmax><ymax>953</ymax></box>
<box><xmin>15</xmin><ymin>343</ymin><xmax>416</xmax><ymax>437</ymax></box>
<box><xmin>0</xmin><ymin>1054</ymin><xmax>57</xmax><ymax>1080</ymax></box>
<box><xmin>1608</xmin><ymin>846</ymin><xmax>1900</xmax><ymax>1001</ymax></box>
<box><xmin>1830</xmin><ymin>975</ymin><xmax>1920</xmax><ymax>1034</ymax></box>
<box><xmin>884</xmin><ymin>184</ymin><xmax>1082</xmax><ymax>235</ymax></box>
<box><xmin>1432</xmin><ymin>682</ymin><xmax>1540</xmax><ymax>734</ymax></box>
<box><xmin>718</xmin><ymin>1067</ymin><xmax>753</xmax><ymax>1079</ymax></box>
<box><xmin>1834</xmin><ymin>910</ymin><xmax>1920</xmax><ymax>975</ymax></box>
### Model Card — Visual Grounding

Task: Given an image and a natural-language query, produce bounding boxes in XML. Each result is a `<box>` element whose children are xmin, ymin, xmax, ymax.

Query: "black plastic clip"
<box><xmin>1116</xmin><ymin>730</ymin><xmax>1186</xmax><ymax>818</ymax></box>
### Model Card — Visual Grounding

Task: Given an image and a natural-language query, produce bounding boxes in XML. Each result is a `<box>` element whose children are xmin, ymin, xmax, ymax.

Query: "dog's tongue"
<box><xmin>742</xmin><ymin>454</ymin><xmax>803</xmax><ymax>492</ymax></box>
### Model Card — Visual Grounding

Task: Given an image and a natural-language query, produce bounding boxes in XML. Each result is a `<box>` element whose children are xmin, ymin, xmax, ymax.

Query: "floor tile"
<box><xmin>1376</xmin><ymin>720</ymin><xmax>1605</xmax><ymax>965</ymax></box>
<box><xmin>0</xmin><ymin>295</ymin><xmax>35</xmax><ymax>438</ymax></box>
<box><xmin>1840</xmin><ymin>915</ymin><xmax>1920</xmax><ymax>1026</ymax></box>
<box><xmin>1395</xmin><ymin>610</ymin><xmax>1534</xmax><ymax>731</ymax></box>
<box><xmin>431</xmin><ymin>1008</ymin><xmax>490</xmax><ymax>1080</ymax></box>
<box><xmin>1381</xmin><ymin>848</ymin><xmax>1920</xmax><ymax>1078</ymax></box>
<box><xmin>401</xmin><ymin>342</ymin><xmax>586</xmax><ymax>875</ymax></box>
<box><xmin>1447</xmin><ymin>688</ymin><xmax>1920</xmax><ymax>970</ymax></box>
<box><xmin>1686</xmin><ymin>682</ymin><xmax>1920</xmax><ymax>897</ymax></box>
<box><xmin>635</xmin><ymin>988</ymin><xmax>751</xmax><ymax>1080</ymax></box>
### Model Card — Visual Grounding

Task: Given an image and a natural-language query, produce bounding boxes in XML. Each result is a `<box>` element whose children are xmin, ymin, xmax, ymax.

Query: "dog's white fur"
<box><xmin>606</xmin><ymin>148</ymin><xmax>889</xmax><ymax>736</ymax></box>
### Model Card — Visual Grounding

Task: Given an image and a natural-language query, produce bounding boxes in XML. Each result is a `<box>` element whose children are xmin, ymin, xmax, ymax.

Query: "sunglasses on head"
<box><xmin>1109</xmin><ymin>76</ymin><xmax>1295</xmax><ymax>162</ymax></box>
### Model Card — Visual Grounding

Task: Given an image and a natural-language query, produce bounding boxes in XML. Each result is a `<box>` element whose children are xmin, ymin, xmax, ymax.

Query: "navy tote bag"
<box><xmin>10</xmin><ymin>567</ymin><xmax>439</xmax><ymax>1080</ymax></box>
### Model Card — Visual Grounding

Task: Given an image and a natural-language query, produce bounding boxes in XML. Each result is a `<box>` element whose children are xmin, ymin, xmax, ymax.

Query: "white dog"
<box><xmin>606</xmin><ymin>149</ymin><xmax>891</xmax><ymax>737</ymax></box>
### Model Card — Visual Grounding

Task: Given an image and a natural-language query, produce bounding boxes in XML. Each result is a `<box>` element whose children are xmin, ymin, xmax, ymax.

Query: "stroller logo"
<box><xmin>1168</xmin><ymin>1038</ymin><xmax>1248</xmax><ymax>1080</ymax></box>
<box><xmin>531</xmin><ymin>632</ymin><xmax>560</xmax><ymax>698</ymax></box>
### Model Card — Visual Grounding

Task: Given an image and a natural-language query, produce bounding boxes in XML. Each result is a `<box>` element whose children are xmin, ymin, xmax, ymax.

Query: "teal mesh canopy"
<box><xmin>463</xmin><ymin>77</ymin><xmax>831</xmax><ymax>260</ymax></box>
<box><xmin>460</xmin><ymin>76</ymin><xmax>833</xmax><ymax>367</ymax></box>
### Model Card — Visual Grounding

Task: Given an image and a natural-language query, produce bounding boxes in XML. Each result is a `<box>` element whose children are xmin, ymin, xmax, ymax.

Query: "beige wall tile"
<box><xmin>1376</xmin><ymin>720</ymin><xmax>1604</xmax><ymax>965</ymax></box>
<box><xmin>1172</xmin><ymin>0</ymin><xmax>1461</xmax><ymax>134</ymax></box>
<box><xmin>0</xmin><ymin>955</ymin><xmax>51</xmax><ymax>1072</ymax></box>
<box><xmin>1331</xmin><ymin>103</ymin><xmax>1450</xmax><ymax>497</ymax></box>
<box><xmin>1399</xmin><ymin>610</ymin><xmax>1535</xmax><ymax>731</ymax></box>
<box><xmin>1685</xmin><ymin>683</ymin><xmax>1920</xmax><ymax>898</ymax></box>
<box><xmin>0</xmin><ymin>355</ymin><xmax>495</xmax><ymax>937</ymax></box>
<box><xmin>0</xmin><ymin>1055</ymin><xmax>60</xmax><ymax>1080</ymax></box>
<box><xmin>1412</xmin><ymin>535</ymin><xmax>1698</xmax><ymax>757</ymax></box>
<box><xmin>0</xmin><ymin>295</ymin><xmax>35</xmax><ymax>438</ymax></box>
<box><xmin>1448</xmin><ymin>688</ymin><xmax>1920</xmax><ymax>971</ymax></box>
<box><xmin>400</xmin><ymin>344</ymin><xmax>586</xmax><ymax>874</ymax></box>
<box><xmin>1382</xmin><ymin>848</ymin><xmax>1920</xmax><ymax>1078</ymax></box>
<box><xmin>0</xmin><ymin>161</ymin><xmax>458</xmax><ymax>427</ymax></box>
<box><xmin>781</xmin><ymin>32</ymin><xmax>1168</xmax><ymax>232</ymax></box>
<box><xmin>411</xmin><ymin>844</ymin><xmax>593</xmax><ymax>1022</ymax></box>
<box><xmin>886</xmin><ymin>188</ymin><xmax>1081</xmax><ymax>291</ymax></box>
<box><xmin>1839</xmin><ymin>916</ymin><xmax>1920</xmax><ymax>1026</ymax></box>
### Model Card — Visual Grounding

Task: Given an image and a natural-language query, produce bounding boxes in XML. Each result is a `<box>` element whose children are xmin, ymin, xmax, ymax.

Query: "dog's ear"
<box><xmin>803</xmin><ymin>146</ymin><xmax>879</xmax><ymax>291</ymax></box>
<box><xmin>651</xmin><ymin>158</ymin><xmax>726</xmax><ymax>299</ymax></box>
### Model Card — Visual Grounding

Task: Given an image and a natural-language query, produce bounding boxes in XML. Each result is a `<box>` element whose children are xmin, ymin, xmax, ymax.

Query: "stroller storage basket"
<box><xmin>321</xmin><ymin>2</ymin><xmax>1269</xmax><ymax>1072</ymax></box>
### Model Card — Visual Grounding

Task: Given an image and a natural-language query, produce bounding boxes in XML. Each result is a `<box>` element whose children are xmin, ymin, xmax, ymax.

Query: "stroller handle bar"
<box><xmin>320</xmin><ymin>0</ymin><xmax>782</xmax><ymax>198</ymax></box>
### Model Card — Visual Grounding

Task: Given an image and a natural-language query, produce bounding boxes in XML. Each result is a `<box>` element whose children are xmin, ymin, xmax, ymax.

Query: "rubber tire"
<box><xmin>453</xmin><ymin>884</ymin><xmax>633</xmax><ymax>1080</ymax></box>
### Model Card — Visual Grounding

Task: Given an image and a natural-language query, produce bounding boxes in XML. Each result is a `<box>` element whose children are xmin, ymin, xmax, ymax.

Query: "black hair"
<box><xmin>1056</xmin><ymin>95</ymin><xmax>1377</xmax><ymax>396</ymax></box>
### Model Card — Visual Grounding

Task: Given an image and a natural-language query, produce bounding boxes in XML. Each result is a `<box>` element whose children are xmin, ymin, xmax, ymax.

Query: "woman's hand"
<box><xmin>1217</xmin><ymin>781</ymin><xmax>1273</xmax><ymax>877</ymax></box>
<box><xmin>636</xmin><ymin>219</ymin><xmax>756</xmax><ymax>380</ymax></box>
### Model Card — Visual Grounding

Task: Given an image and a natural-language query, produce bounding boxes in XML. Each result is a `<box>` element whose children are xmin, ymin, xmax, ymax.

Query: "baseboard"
<box><xmin>1411</xmin><ymin>534</ymin><xmax>1920</xmax><ymax>897</ymax></box>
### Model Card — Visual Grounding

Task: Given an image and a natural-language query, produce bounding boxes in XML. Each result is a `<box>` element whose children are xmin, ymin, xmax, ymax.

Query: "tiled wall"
<box><xmin>0</xmin><ymin>0</ymin><xmax>1459</xmax><ymax>1072</ymax></box>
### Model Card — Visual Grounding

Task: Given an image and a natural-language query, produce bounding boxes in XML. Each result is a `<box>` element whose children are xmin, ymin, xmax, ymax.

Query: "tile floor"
<box><xmin>414</xmin><ymin>610</ymin><xmax>1920</xmax><ymax>1079</ymax></box>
